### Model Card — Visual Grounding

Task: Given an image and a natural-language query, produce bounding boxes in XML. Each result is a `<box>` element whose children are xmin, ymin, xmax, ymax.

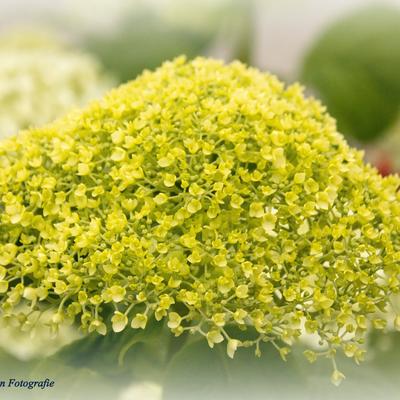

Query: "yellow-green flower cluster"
<box><xmin>0</xmin><ymin>57</ymin><xmax>399</xmax><ymax>368</ymax></box>
<box><xmin>0</xmin><ymin>30</ymin><xmax>114</xmax><ymax>139</ymax></box>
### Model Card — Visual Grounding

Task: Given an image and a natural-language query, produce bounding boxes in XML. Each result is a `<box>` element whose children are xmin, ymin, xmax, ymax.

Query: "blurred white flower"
<box><xmin>118</xmin><ymin>381</ymin><xmax>162</xmax><ymax>400</ymax></box>
<box><xmin>0</xmin><ymin>307</ymin><xmax>82</xmax><ymax>360</ymax></box>
<box><xmin>0</xmin><ymin>30</ymin><xmax>114</xmax><ymax>139</ymax></box>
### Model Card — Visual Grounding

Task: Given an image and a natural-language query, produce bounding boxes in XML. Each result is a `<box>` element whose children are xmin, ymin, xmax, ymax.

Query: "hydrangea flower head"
<box><xmin>0</xmin><ymin>57</ymin><xmax>399</xmax><ymax>372</ymax></box>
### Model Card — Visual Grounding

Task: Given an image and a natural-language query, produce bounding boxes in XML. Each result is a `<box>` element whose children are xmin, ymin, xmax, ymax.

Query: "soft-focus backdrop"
<box><xmin>1</xmin><ymin>0</ymin><xmax>400</xmax><ymax>76</ymax></box>
<box><xmin>0</xmin><ymin>1</ymin><xmax>399</xmax><ymax>400</ymax></box>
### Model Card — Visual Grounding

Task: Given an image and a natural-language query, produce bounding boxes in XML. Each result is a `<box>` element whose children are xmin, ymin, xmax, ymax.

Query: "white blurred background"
<box><xmin>0</xmin><ymin>0</ymin><xmax>399</xmax><ymax>79</ymax></box>
<box><xmin>0</xmin><ymin>2</ymin><xmax>400</xmax><ymax>399</ymax></box>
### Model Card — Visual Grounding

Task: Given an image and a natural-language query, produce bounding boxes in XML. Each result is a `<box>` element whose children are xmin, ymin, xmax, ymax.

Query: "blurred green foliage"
<box><xmin>78</xmin><ymin>0</ymin><xmax>252</xmax><ymax>82</ymax></box>
<box><xmin>301</xmin><ymin>6</ymin><xmax>400</xmax><ymax>143</ymax></box>
<box><xmin>1</xmin><ymin>325</ymin><xmax>400</xmax><ymax>400</ymax></box>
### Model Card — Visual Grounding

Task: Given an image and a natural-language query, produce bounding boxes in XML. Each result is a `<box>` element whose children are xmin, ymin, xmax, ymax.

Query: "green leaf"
<box><xmin>162</xmin><ymin>338</ymin><xmax>307</xmax><ymax>400</ymax></box>
<box><xmin>0</xmin><ymin>319</ymin><xmax>169</xmax><ymax>400</ymax></box>
<box><xmin>0</xmin><ymin>318</ymin><xmax>170</xmax><ymax>400</ymax></box>
<box><xmin>49</xmin><ymin>317</ymin><xmax>169</xmax><ymax>383</ymax></box>
<box><xmin>28</xmin><ymin>360</ymin><xmax>117</xmax><ymax>400</ymax></box>
<box><xmin>301</xmin><ymin>6</ymin><xmax>400</xmax><ymax>142</ymax></box>
<box><xmin>366</xmin><ymin>330</ymin><xmax>400</xmax><ymax>378</ymax></box>
<box><xmin>0</xmin><ymin>348</ymin><xmax>116</xmax><ymax>400</ymax></box>
<box><xmin>162</xmin><ymin>330</ymin><xmax>400</xmax><ymax>400</ymax></box>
